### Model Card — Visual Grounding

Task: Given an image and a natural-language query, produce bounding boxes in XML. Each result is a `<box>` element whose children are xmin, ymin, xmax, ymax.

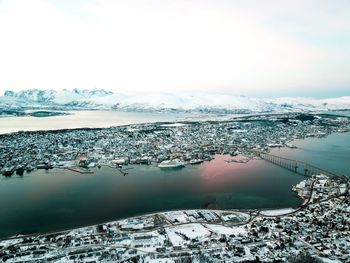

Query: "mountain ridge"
<box><xmin>2</xmin><ymin>88</ymin><xmax>350</xmax><ymax>113</ymax></box>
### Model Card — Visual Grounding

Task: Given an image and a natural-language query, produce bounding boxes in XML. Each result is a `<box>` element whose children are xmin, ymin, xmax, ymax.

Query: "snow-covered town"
<box><xmin>1</xmin><ymin>113</ymin><xmax>349</xmax><ymax>176</ymax></box>
<box><xmin>0</xmin><ymin>173</ymin><xmax>349</xmax><ymax>262</ymax></box>
<box><xmin>0</xmin><ymin>112</ymin><xmax>350</xmax><ymax>262</ymax></box>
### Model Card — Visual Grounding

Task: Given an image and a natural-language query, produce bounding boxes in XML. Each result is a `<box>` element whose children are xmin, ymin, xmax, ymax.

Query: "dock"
<box><xmin>65</xmin><ymin>167</ymin><xmax>94</xmax><ymax>174</ymax></box>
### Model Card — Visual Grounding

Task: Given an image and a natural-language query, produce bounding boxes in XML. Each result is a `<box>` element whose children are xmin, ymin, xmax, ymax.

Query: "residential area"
<box><xmin>1</xmin><ymin>113</ymin><xmax>349</xmax><ymax>176</ymax></box>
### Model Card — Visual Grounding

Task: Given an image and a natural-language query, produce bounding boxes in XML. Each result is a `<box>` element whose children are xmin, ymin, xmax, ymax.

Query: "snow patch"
<box><xmin>260</xmin><ymin>208</ymin><xmax>296</xmax><ymax>216</ymax></box>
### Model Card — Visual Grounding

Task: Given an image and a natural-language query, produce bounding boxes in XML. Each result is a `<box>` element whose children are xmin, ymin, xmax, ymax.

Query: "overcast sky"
<box><xmin>0</xmin><ymin>0</ymin><xmax>349</xmax><ymax>97</ymax></box>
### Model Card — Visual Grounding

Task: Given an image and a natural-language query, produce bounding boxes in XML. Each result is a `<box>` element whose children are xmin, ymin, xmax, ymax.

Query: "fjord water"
<box><xmin>0</xmin><ymin>155</ymin><xmax>306</xmax><ymax>238</ymax></box>
<box><xmin>0</xmin><ymin>110</ymin><xmax>246</xmax><ymax>134</ymax></box>
<box><xmin>0</xmin><ymin>111</ymin><xmax>349</xmax><ymax>238</ymax></box>
<box><xmin>0</xmin><ymin>111</ymin><xmax>183</xmax><ymax>134</ymax></box>
<box><xmin>270</xmin><ymin>132</ymin><xmax>350</xmax><ymax>176</ymax></box>
<box><xmin>270</xmin><ymin>111</ymin><xmax>350</xmax><ymax>176</ymax></box>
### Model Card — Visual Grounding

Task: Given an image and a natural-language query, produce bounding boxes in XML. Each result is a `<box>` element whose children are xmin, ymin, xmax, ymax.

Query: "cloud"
<box><xmin>0</xmin><ymin>0</ymin><xmax>349</xmax><ymax>96</ymax></box>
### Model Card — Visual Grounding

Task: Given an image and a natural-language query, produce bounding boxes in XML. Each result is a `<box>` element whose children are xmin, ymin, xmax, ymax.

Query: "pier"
<box><xmin>258</xmin><ymin>152</ymin><xmax>340</xmax><ymax>178</ymax></box>
<box><xmin>65</xmin><ymin>167</ymin><xmax>94</xmax><ymax>174</ymax></box>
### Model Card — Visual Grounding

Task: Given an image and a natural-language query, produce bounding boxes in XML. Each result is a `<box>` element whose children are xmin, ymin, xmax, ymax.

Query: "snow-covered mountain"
<box><xmin>112</xmin><ymin>93</ymin><xmax>350</xmax><ymax>112</ymax></box>
<box><xmin>114</xmin><ymin>93</ymin><xmax>268</xmax><ymax>112</ymax></box>
<box><xmin>1</xmin><ymin>88</ymin><xmax>350</xmax><ymax>113</ymax></box>
<box><xmin>2</xmin><ymin>88</ymin><xmax>127</xmax><ymax>109</ymax></box>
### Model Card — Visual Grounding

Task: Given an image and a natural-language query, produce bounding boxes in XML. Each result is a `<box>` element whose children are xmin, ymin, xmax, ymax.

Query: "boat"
<box><xmin>189</xmin><ymin>159</ymin><xmax>204</xmax><ymax>165</ymax></box>
<box><xmin>37</xmin><ymin>163</ymin><xmax>53</xmax><ymax>170</ymax></box>
<box><xmin>158</xmin><ymin>160</ymin><xmax>185</xmax><ymax>169</ymax></box>
<box><xmin>204</xmin><ymin>156</ymin><xmax>214</xmax><ymax>161</ymax></box>
<box><xmin>1</xmin><ymin>166</ymin><xmax>16</xmax><ymax>177</ymax></box>
<box><xmin>16</xmin><ymin>166</ymin><xmax>25</xmax><ymax>175</ymax></box>
<box><xmin>26</xmin><ymin>165</ymin><xmax>34</xmax><ymax>172</ymax></box>
<box><xmin>286</xmin><ymin>143</ymin><xmax>297</xmax><ymax>149</ymax></box>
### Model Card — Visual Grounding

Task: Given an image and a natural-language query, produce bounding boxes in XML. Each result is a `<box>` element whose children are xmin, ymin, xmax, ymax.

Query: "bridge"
<box><xmin>258</xmin><ymin>152</ymin><xmax>340</xmax><ymax>178</ymax></box>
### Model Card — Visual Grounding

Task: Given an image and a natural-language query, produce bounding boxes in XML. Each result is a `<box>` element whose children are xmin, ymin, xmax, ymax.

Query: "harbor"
<box><xmin>1</xmin><ymin>113</ymin><xmax>349</xmax><ymax>177</ymax></box>
<box><xmin>0</xmin><ymin>112</ymin><xmax>349</xmax><ymax>240</ymax></box>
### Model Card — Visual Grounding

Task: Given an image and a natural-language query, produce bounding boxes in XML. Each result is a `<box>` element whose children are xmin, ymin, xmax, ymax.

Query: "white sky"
<box><xmin>0</xmin><ymin>0</ymin><xmax>349</xmax><ymax>97</ymax></box>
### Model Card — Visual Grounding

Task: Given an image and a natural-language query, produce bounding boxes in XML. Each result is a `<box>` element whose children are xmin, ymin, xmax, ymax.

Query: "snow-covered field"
<box><xmin>166</xmin><ymin>224</ymin><xmax>210</xmax><ymax>246</ymax></box>
<box><xmin>260</xmin><ymin>208</ymin><xmax>297</xmax><ymax>216</ymax></box>
<box><xmin>204</xmin><ymin>224</ymin><xmax>247</xmax><ymax>237</ymax></box>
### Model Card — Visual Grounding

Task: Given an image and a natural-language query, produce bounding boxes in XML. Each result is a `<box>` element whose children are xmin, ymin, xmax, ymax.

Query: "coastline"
<box><xmin>0</xmin><ymin>142</ymin><xmax>331</xmax><ymax>241</ymax></box>
<box><xmin>0</xmin><ymin>110</ymin><xmax>348</xmax><ymax>136</ymax></box>
<box><xmin>1</xmin><ymin>113</ymin><xmax>348</xmax><ymax>239</ymax></box>
<box><xmin>0</xmin><ymin>172</ymin><xmax>348</xmax><ymax>262</ymax></box>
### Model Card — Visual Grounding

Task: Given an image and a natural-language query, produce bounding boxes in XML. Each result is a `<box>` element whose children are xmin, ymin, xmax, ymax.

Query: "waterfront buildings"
<box><xmin>0</xmin><ymin>113</ymin><xmax>349</xmax><ymax>175</ymax></box>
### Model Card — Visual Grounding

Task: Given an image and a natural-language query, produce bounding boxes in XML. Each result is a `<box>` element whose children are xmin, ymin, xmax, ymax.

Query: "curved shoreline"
<box><xmin>1</xmin><ymin>173</ymin><xmax>348</xmax><ymax>263</ymax></box>
<box><xmin>0</xmin><ymin>158</ymin><xmax>305</xmax><ymax>241</ymax></box>
<box><xmin>0</xmin><ymin>172</ymin><xmax>326</xmax><ymax>242</ymax></box>
<box><xmin>1</xmin><ymin>128</ymin><xmax>349</xmax><ymax>240</ymax></box>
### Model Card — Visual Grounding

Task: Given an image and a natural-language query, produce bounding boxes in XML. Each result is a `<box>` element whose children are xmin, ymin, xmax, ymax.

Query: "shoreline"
<box><xmin>1</xmin><ymin>130</ymin><xmax>348</xmax><ymax>240</ymax></box>
<box><xmin>0</xmin><ymin>110</ymin><xmax>349</xmax><ymax>136</ymax></box>
<box><xmin>0</xmin><ymin>173</ymin><xmax>348</xmax><ymax>262</ymax></box>
<box><xmin>0</xmin><ymin>159</ymin><xmax>309</xmax><ymax>241</ymax></box>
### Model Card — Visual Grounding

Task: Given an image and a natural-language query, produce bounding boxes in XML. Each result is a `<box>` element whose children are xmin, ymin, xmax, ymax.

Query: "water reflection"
<box><xmin>197</xmin><ymin>155</ymin><xmax>260</xmax><ymax>187</ymax></box>
<box><xmin>0</xmin><ymin>154</ymin><xmax>305</xmax><ymax>238</ymax></box>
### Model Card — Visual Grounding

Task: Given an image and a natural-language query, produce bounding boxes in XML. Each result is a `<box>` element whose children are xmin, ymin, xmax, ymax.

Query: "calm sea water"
<box><xmin>0</xmin><ymin>155</ymin><xmax>305</xmax><ymax>238</ymax></box>
<box><xmin>270</xmin><ymin>132</ymin><xmax>350</xmax><ymax>176</ymax></box>
<box><xmin>0</xmin><ymin>111</ymin><xmax>183</xmax><ymax>134</ymax></box>
<box><xmin>270</xmin><ymin>110</ymin><xmax>350</xmax><ymax>176</ymax></box>
<box><xmin>0</xmin><ymin>110</ymin><xmax>246</xmax><ymax>134</ymax></box>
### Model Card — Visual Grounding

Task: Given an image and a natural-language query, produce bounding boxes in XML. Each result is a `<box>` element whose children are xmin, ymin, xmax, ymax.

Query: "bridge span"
<box><xmin>258</xmin><ymin>152</ymin><xmax>340</xmax><ymax>178</ymax></box>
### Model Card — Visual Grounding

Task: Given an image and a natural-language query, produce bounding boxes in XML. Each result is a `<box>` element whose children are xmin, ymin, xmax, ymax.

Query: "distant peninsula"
<box><xmin>0</xmin><ymin>110</ymin><xmax>70</xmax><ymax>118</ymax></box>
